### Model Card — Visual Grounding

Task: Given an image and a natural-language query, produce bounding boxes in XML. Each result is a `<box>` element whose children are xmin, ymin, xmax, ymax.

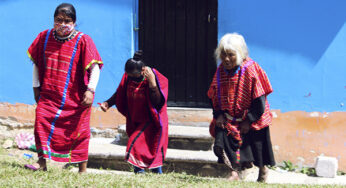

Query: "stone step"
<box><xmin>117</xmin><ymin>124</ymin><xmax>213</xmax><ymax>151</ymax></box>
<box><xmin>88</xmin><ymin>138</ymin><xmax>346</xmax><ymax>184</ymax></box>
<box><xmin>167</xmin><ymin>107</ymin><xmax>212</xmax><ymax>127</ymax></box>
<box><xmin>88</xmin><ymin>138</ymin><xmax>229</xmax><ymax>177</ymax></box>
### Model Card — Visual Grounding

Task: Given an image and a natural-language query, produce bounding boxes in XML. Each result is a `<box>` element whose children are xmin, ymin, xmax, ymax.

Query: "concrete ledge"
<box><xmin>88</xmin><ymin>138</ymin><xmax>229</xmax><ymax>177</ymax></box>
<box><xmin>118</xmin><ymin>125</ymin><xmax>211</xmax><ymax>139</ymax></box>
<box><xmin>89</xmin><ymin>138</ymin><xmax>216</xmax><ymax>162</ymax></box>
<box><xmin>117</xmin><ymin>125</ymin><xmax>213</xmax><ymax>151</ymax></box>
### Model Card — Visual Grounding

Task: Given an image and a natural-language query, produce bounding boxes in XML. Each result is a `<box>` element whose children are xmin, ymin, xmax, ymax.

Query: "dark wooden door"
<box><xmin>139</xmin><ymin>0</ymin><xmax>217</xmax><ymax>107</ymax></box>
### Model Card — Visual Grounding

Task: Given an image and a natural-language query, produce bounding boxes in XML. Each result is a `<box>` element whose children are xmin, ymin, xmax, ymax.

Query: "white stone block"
<box><xmin>315</xmin><ymin>156</ymin><xmax>338</xmax><ymax>178</ymax></box>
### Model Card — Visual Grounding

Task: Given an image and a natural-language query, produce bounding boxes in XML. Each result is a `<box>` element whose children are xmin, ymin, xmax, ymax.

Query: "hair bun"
<box><xmin>133</xmin><ymin>50</ymin><xmax>143</xmax><ymax>61</ymax></box>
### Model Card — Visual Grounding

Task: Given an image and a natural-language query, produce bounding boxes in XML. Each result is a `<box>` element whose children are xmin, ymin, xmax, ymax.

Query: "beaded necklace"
<box><xmin>53</xmin><ymin>30</ymin><xmax>78</xmax><ymax>43</ymax></box>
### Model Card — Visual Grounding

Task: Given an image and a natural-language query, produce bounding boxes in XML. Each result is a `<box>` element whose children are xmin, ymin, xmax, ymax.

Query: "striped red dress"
<box><xmin>27</xmin><ymin>29</ymin><xmax>103</xmax><ymax>163</ymax></box>
<box><xmin>208</xmin><ymin>58</ymin><xmax>273</xmax><ymax>141</ymax></box>
<box><xmin>115</xmin><ymin>70</ymin><xmax>169</xmax><ymax>169</ymax></box>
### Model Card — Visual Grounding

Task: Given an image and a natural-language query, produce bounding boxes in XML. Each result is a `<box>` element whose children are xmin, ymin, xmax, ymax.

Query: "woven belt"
<box><xmin>224</xmin><ymin>113</ymin><xmax>243</xmax><ymax>122</ymax></box>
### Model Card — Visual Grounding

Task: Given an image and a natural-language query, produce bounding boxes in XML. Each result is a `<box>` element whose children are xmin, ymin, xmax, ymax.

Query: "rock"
<box><xmin>90</xmin><ymin>127</ymin><xmax>117</xmax><ymax>138</ymax></box>
<box><xmin>2</xmin><ymin>139</ymin><xmax>13</xmax><ymax>149</ymax></box>
<box><xmin>90</xmin><ymin>127</ymin><xmax>100</xmax><ymax>134</ymax></box>
<box><xmin>23</xmin><ymin>122</ymin><xmax>34</xmax><ymax>128</ymax></box>
<box><xmin>315</xmin><ymin>156</ymin><xmax>338</xmax><ymax>178</ymax></box>
<box><xmin>0</xmin><ymin>118</ymin><xmax>23</xmax><ymax>130</ymax></box>
<box><xmin>8</xmin><ymin>116</ymin><xmax>18</xmax><ymax>121</ymax></box>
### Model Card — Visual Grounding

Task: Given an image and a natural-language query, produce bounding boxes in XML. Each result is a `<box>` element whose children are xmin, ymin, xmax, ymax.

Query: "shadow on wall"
<box><xmin>219</xmin><ymin>0</ymin><xmax>346</xmax><ymax>64</ymax></box>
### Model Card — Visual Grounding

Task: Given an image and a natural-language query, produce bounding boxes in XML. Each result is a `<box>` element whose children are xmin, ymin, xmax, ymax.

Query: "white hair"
<box><xmin>214</xmin><ymin>33</ymin><xmax>249</xmax><ymax>66</ymax></box>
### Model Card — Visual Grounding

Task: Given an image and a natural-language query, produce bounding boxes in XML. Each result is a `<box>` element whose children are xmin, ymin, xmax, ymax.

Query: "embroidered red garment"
<box><xmin>27</xmin><ymin>29</ymin><xmax>103</xmax><ymax>162</ymax></box>
<box><xmin>208</xmin><ymin>58</ymin><xmax>273</xmax><ymax>139</ymax></box>
<box><xmin>115</xmin><ymin>69</ymin><xmax>168</xmax><ymax>169</ymax></box>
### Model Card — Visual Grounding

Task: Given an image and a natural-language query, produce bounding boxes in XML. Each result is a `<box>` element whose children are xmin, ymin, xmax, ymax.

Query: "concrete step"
<box><xmin>88</xmin><ymin>138</ymin><xmax>229</xmax><ymax>177</ymax></box>
<box><xmin>167</xmin><ymin>107</ymin><xmax>212</xmax><ymax>127</ymax></box>
<box><xmin>87</xmin><ymin>138</ymin><xmax>346</xmax><ymax>184</ymax></box>
<box><xmin>117</xmin><ymin>124</ymin><xmax>213</xmax><ymax>151</ymax></box>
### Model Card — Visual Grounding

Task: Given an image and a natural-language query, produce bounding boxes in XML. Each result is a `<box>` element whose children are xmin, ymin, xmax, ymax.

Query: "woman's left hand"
<box><xmin>142</xmin><ymin>66</ymin><xmax>156</xmax><ymax>88</ymax></box>
<box><xmin>81</xmin><ymin>90</ymin><xmax>94</xmax><ymax>106</ymax></box>
<box><xmin>240</xmin><ymin>119</ymin><xmax>251</xmax><ymax>134</ymax></box>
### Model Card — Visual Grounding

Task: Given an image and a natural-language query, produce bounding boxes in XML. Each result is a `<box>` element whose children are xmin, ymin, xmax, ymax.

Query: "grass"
<box><xmin>0</xmin><ymin>147</ymin><xmax>343</xmax><ymax>188</ymax></box>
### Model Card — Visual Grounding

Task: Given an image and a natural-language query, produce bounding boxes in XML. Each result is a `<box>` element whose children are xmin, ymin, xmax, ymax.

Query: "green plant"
<box><xmin>337</xmin><ymin>170</ymin><xmax>346</xmax><ymax>176</ymax></box>
<box><xmin>300</xmin><ymin>167</ymin><xmax>316</xmax><ymax>176</ymax></box>
<box><xmin>282</xmin><ymin>160</ymin><xmax>298</xmax><ymax>172</ymax></box>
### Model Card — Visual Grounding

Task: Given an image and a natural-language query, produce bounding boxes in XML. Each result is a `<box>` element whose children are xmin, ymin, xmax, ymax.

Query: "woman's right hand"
<box><xmin>100</xmin><ymin>102</ymin><xmax>109</xmax><ymax>112</ymax></box>
<box><xmin>215</xmin><ymin>114</ymin><xmax>226</xmax><ymax>129</ymax></box>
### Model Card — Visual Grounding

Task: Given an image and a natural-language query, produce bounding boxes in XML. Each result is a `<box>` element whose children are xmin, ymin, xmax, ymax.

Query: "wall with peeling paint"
<box><xmin>1</xmin><ymin>103</ymin><xmax>346</xmax><ymax>170</ymax></box>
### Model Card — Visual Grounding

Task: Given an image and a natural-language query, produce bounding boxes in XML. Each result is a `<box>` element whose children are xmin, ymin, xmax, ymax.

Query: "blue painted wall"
<box><xmin>0</xmin><ymin>0</ymin><xmax>135</xmax><ymax>105</ymax></box>
<box><xmin>0</xmin><ymin>0</ymin><xmax>345</xmax><ymax>112</ymax></box>
<box><xmin>218</xmin><ymin>0</ymin><xmax>346</xmax><ymax>112</ymax></box>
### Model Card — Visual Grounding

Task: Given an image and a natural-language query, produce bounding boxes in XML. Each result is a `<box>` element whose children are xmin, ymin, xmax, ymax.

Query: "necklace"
<box><xmin>53</xmin><ymin>30</ymin><xmax>78</xmax><ymax>43</ymax></box>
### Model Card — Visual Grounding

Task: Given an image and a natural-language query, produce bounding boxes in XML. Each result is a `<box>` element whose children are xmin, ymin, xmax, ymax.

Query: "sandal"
<box><xmin>24</xmin><ymin>164</ymin><xmax>47</xmax><ymax>171</ymax></box>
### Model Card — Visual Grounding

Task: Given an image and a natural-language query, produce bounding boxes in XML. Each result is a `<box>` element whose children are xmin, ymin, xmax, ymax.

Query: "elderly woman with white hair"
<box><xmin>208</xmin><ymin>33</ymin><xmax>275</xmax><ymax>182</ymax></box>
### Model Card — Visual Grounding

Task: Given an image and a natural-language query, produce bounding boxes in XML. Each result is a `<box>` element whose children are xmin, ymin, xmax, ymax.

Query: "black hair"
<box><xmin>54</xmin><ymin>3</ymin><xmax>76</xmax><ymax>23</ymax></box>
<box><xmin>125</xmin><ymin>50</ymin><xmax>145</xmax><ymax>74</ymax></box>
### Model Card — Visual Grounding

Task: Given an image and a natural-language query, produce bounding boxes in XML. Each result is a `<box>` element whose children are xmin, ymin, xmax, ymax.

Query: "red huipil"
<box><xmin>208</xmin><ymin>58</ymin><xmax>273</xmax><ymax>141</ymax></box>
<box><xmin>115</xmin><ymin>70</ymin><xmax>168</xmax><ymax>169</ymax></box>
<box><xmin>27</xmin><ymin>29</ymin><xmax>103</xmax><ymax>162</ymax></box>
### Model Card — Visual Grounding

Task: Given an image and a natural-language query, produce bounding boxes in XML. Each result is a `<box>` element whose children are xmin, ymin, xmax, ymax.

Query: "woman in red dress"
<box><xmin>208</xmin><ymin>33</ymin><xmax>275</xmax><ymax>182</ymax></box>
<box><xmin>100</xmin><ymin>51</ymin><xmax>168</xmax><ymax>174</ymax></box>
<box><xmin>26</xmin><ymin>3</ymin><xmax>103</xmax><ymax>173</ymax></box>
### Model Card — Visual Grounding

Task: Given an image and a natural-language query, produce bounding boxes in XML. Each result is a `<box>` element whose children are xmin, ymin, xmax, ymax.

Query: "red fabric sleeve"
<box><xmin>80</xmin><ymin>34</ymin><xmax>103</xmax><ymax>86</ymax></box>
<box><xmin>207</xmin><ymin>68</ymin><xmax>219</xmax><ymax>137</ymax></box>
<box><xmin>251</xmin><ymin>63</ymin><xmax>273</xmax><ymax>99</ymax></box>
<box><xmin>209</xmin><ymin>119</ymin><xmax>216</xmax><ymax>138</ymax></box>
<box><xmin>27</xmin><ymin>30</ymin><xmax>50</xmax><ymax>85</ymax></box>
<box><xmin>27</xmin><ymin>29</ymin><xmax>48</xmax><ymax>67</ymax></box>
<box><xmin>207</xmin><ymin>68</ymin><xmax>220</xmax><ymax>111</ymax></box>
<box><xmin>115</xmin><ymin>73</ymin><xmax>128</xmax><ymax>117</ymax></box>
<box><xmin>152</xmin><ymin>69</ymin><xmax>168</xmax><ymax>105</ymax></box>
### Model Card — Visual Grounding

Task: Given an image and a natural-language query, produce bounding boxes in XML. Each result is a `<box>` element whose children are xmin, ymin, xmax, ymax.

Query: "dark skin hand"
<box><xmin>239</xmin><ymin>118</ymin><xmax>251</xmax><ymax>134</ymax></box>
<box><xmin>100</xmin><ymin>101</ymin><xmax>109</xmax><ymax>112</ymax></box>
<box><xmin>215</xmin><ymin>113</ymin><xmax>251</xmax><ymax>134</ymax></box>
<box><xmin>81</xmin><ymin>90</ymin><xmax>94</xmax><ymax>106</ymax></box>
<box><xmin>215</xmin><ymin>114</ymin><xmax>226</xmax><ymax>129</ymax></box>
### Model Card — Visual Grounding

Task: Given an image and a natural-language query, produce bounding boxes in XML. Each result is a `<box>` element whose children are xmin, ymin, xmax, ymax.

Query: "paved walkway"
<box><xmin>71</xmin><ymin>165</ymin><xmax>346</xmax><ymax>185</ymax></box>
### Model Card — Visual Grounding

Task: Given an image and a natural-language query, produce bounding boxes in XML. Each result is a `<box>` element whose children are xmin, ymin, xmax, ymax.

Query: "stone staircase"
<box><xmin>87</xmin><ymin>108</ymin><xmax>232</xmax><ymax>177</ymax></box>
<box><xmin>116</xmin><ymin>124</ymin><xmax>213</xmax><ymax>151</ymax></box>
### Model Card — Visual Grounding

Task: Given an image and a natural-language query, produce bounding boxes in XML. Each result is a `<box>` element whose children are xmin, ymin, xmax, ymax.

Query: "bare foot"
<box><xmin>228</xmin><ymin>170</ymin><xmax>240</xmax><ymax>181</ymax></box>
<box><xmin>78</xmin><ymin>161</ymin><xmax>87</xmax><ymax>174</ymax></box>
<box><xmin>257</xmin><ymin>166</ymin><xmax>269</xmax><ymax>183</ymax></box>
